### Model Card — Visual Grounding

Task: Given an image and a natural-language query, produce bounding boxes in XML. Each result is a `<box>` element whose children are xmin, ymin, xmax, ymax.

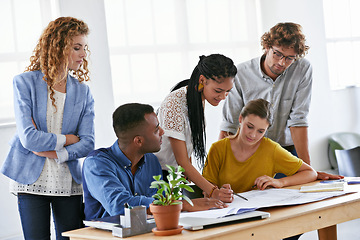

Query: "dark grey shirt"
<box><xmin>220</xmin><ymin>55</ymin><xmax>313</xmax><ymax>146</ymax></box>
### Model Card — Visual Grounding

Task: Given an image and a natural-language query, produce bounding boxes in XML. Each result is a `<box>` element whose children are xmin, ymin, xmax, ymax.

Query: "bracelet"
<box><xmin>209</xmin><ymin>185</ymin><xmax>218</xmax><ymax>198</ymax></box>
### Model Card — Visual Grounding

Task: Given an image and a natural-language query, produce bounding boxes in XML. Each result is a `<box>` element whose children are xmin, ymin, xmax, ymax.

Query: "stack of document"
<box><xmin>300</xmin><ymin>182</ymin><xmax>345</xmax><ymax>193</ymax></box>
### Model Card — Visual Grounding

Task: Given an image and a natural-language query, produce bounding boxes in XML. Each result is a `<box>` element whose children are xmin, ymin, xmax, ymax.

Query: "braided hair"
<box><xmin>186</xmin><ymin>54</ymin><xmax>237</xmax><ymax>168</ymax></box>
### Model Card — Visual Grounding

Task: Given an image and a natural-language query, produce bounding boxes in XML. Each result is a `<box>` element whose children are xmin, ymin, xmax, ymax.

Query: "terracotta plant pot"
<box><xmin>149</xmin><ymin>202</ymin><xmax>182</xmax><ymax>231</ymax></box>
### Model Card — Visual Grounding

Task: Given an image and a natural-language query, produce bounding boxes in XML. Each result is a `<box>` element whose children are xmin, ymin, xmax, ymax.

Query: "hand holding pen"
<box><xmin>220</xmin><ymin>184</ymin><xmax>248</xmax><ymax>201</ymax></box>
<box><xmin>213</xmin><ymin>184</ymin><xmax>233</xmax><ymax>203</ymax></box>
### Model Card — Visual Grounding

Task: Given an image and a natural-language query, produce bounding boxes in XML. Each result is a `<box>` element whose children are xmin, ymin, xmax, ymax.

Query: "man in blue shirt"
<box><xmin>83</xmin><ymin>103</ymin><xmax>226</xmax><ymax>220</ymax></box>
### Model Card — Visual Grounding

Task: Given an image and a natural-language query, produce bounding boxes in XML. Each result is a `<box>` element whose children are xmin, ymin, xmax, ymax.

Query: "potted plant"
<box><xmin>149</xmin><ymin>164</ymin><xmax>194</xmax><ymax>234</ymax></box>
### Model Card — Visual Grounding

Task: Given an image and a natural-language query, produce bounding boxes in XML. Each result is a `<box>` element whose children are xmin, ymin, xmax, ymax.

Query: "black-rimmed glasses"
<box><xmin>271</xmin><ymin>48</ymin><xmax>296</xmax><ymax>64</ymax></box>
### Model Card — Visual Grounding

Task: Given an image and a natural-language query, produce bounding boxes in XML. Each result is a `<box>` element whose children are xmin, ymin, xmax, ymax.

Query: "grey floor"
<box><xmin>299</xmin><ymin>218</ymin><xmax>360</xmax><ymax>240</ymax></box>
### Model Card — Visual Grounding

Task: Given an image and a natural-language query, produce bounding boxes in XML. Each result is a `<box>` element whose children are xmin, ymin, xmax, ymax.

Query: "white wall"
<box><xmin>0</xmin><ymin>125</ymin><xmax>20</xmax><ymax>240</ymax></box>
<box><xmin>1</xmin><ymin>0</ymin><xmax>359</xmax><ymax>239</ymax></box>
<box><xmin>58</xmin><ymin>0</ymin><xmax>116</xmax><ymax>149</ymax></box>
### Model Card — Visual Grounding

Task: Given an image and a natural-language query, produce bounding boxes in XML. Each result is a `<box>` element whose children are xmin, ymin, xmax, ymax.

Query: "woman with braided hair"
<box><xmin>155</xmin><ymin>54</ymin><xmax>236</xmax><ymax>203</ymax></box>
<box><xmin>1</xmin><ymin>17</ymin><xmax>95</xmax><ymax>239</ymax></box>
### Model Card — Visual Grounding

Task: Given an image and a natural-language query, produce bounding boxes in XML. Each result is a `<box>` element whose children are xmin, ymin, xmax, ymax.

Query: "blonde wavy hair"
<box><xmin>25</xmin><ymin>16</ymin><xmax>90</xmax><ymax>110</ymax></box>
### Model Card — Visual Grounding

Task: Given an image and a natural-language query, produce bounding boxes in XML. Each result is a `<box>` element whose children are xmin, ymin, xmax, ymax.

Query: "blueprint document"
<box><xmin>180</xmin><ymin>188</ymin><xmax>351</xmax><ymax>219</ymax></box>
<box><xmin>228</xmin><ymin>188</ymin><xmax>349</xmax><ymax>209</ymax></box>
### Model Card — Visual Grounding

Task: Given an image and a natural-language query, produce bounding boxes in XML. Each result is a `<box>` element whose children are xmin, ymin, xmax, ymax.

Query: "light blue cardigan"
<box><xmin>1</xmin><ymin>70</ymin><xmax>95</xmax><ymax>185</ymax></box>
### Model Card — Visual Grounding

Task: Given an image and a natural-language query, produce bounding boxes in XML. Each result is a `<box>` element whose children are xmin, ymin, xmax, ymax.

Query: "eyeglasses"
<box><xmin>271</xmin><ymin>48</ymin><xmax>296</xmax><ymax>64</ymax></box>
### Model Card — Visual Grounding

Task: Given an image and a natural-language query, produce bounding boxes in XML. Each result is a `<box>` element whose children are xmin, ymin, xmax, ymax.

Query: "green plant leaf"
<box><xmin>170</xmin><ymin>179</ymin><xmax>180</xmax><ymax>187</ymax></box>
<box><xmin>156</xmin><ymin>189</ymin><xmax>164</xmax><ymax>195</ymax></box>
<box><xmin>151</xmin><ymin>180</ymin><xmax>167</xmax><ymax>186</ymax></box>
<box><xmin>181</xmin><ymin>184</ymin><xmax>194</xmax><ymax>192</ymax></box>
<box><xmin>178</xmin><ymin>177</ymin><xmax>190</xmax><ymax>184</ymax></box>
<box><xmin>176</xmin><ymin>177</ymin><xmax>187</xmax><ymax>182</ymax></box>
<box><xmin>153</xmin><ymin>175</ymin><xmax>161</xmax><ymax>181</ymax></box>
<box><xmin>152</xmin><ymin>200</ymin><xmax>165</xmax><ymax>205</ymax></box>
<box><xmin>166</xmin><ymin>165</ymin><xmax>176</xmax><ymax>172</ymax></box>
<box><xmin>152</xmin><ymin>193</ymin><xmax>163</xmax><ymax>200</ymax></box>
<box><xmin>172</xmin><ymin>191</ymin><xmax>181</xmax><ymax>199</ymax></box>
<box><xmin>177</xmin><ymin>165</ymin><xmax>185</xmax><ymax>172</ymax></box>
<box><xmin>181</xmin><ymin>195</ymin><xmax>194</xmax><ymax>206</ymax></box>
<box><xmin>170</xmin><ymin>201</ymin><xmax>182</xmax><ymax>205</ymax></box>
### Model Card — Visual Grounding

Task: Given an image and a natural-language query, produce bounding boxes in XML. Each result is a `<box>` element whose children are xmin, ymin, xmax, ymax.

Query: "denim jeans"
<box><xmin>17</xmin><ymin>193</ymin><xmax>83</xmax><ymax>240</ymax></box>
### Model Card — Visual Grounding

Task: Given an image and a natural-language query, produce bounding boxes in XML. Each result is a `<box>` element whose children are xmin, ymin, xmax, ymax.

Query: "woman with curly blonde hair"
<box><xmin>1</xmin><ymin>17</ymin><xmax>95</xmax><ymax>240</ymax></box>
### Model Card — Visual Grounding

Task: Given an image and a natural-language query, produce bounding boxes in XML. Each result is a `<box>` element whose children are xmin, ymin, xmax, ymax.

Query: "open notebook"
<box><xmin>179</xmin><ymin>210</ymin><xmax>270</xmax><ymax>230</ymax></box>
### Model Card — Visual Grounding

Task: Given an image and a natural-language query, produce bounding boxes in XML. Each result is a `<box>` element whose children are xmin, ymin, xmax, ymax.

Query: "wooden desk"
<box><xmin>63</xmin><ymin>183</ymin><xmax>360</xmax><ymax>240</ymax></box>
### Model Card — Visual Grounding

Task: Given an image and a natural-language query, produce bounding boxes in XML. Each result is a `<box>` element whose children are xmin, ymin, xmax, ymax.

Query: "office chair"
<box><xmin>335</xmin><ymin>146</ymin><xmax>360</xmax><ymax>177</ymax></box>
<box><xmin>328</xmin><ymin>132</ymin><xmax>360</xmax><ymax>169</ymax></box>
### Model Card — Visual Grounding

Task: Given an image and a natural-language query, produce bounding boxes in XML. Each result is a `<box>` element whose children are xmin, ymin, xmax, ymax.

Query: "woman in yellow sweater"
<box><xmin>203</xmin><ymin>99</ymin><xmax>317</xmax><ymax>195</ymax></box>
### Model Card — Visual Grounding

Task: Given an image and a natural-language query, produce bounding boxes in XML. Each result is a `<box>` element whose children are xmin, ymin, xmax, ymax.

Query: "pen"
<box><xmin>234</xmin><ymin>193</ymin><xmax>248</xmax><ymax>201</ymax></box>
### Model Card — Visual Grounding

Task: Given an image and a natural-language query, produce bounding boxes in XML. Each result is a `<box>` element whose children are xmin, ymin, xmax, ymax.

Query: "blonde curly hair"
<box><xmin>25</xmin><ymin>16</ymin><xmax>90</xmax><ymax>110</ymax></box>
<box><xmin>261</xmin><ymin>22</ymin><xmax>309</xmax><ymax>59</ymax></box>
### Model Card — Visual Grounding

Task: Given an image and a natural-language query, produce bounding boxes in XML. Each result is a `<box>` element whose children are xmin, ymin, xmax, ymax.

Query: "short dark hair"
<box><xmin>112</xmin><ymin>103</ymin><xmax>154</xmax><ymax>138</ymax></box>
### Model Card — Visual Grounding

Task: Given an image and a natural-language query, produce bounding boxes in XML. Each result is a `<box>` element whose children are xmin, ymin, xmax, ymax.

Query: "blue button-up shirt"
<box><xmin>83</xmin><ymin>140</ymin><xmax>162</xmax><ymax>220</ymax></box>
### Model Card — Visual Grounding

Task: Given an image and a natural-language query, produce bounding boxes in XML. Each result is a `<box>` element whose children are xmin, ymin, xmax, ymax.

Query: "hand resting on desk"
<box><xmin>317</xmin><ymin>171</ymin><xmax>344</xmax><ymax>180</ymax></box>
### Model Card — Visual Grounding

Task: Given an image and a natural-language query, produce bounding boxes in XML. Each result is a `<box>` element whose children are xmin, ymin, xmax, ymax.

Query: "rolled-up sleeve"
<box><xmin>220</xmin><ymin>74</ymin><xmax>244</xmax><ymax>134</ymax></box>
<box><xmin>55</xmin><ymin>134</ymin><xmax>66</xmax><ymax>151</ymax></box>
<box><xmin>55</xmin><ymin>147</ymin><xmax>69</xmax><ymax>163</ymax></box>
<box><xmin>287</xmin><ymin>61</ymin><xmax>312</xmax><ymax>127</ymax></box>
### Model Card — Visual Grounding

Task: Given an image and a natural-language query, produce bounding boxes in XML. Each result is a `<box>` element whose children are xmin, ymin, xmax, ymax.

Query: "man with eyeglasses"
<box><xmin>219</xmin><ymin>21</ymin><xmax>341</xmax><ymax>240</ymax></box>
<box><xmin>219</xmin><ymin>22</ymin><xmax>342</xmax><ymax>179</ymax></box>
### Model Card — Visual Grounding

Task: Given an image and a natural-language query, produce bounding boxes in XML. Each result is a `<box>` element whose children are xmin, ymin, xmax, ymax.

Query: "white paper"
<box><xmin>180</xmin><ymin>207</ymin><xmax>256</xmax><ymax>219</ymax></box>
<box><xmin>300</xmin><ymin>182</ymin><xmax>345</xmax><ymax>192</ymax></box>
<box><xmin>228</xmin><ymin>188</ymin><xmax>348</xmax><ymax>210</ymax></box>
<box><xmin>180</xmin><ymin>188</ymin><xmax>351</xmax><ymax>219</ymax></box>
